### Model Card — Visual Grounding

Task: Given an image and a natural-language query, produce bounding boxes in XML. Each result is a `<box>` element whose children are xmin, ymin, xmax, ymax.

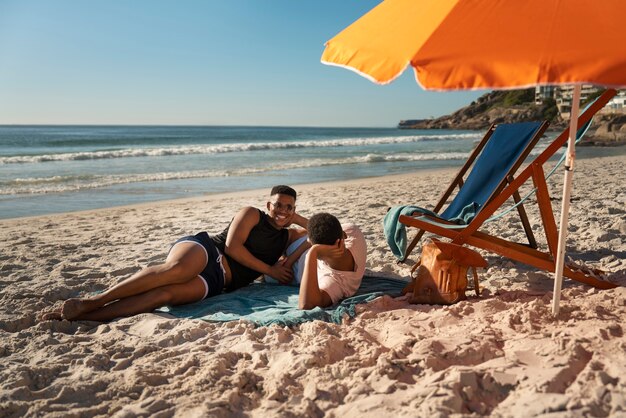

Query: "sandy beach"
<box><xmin>1</xmin><ymin>154</ymin><xmax>625</xmax><ymax>417</ymax></box>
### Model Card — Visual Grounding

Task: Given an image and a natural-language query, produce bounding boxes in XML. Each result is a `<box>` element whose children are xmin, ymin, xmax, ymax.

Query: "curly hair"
<box><xmin>308</xmin><ymin>213</ymin><xmax>342</xmax><ymax>245</ymax></box>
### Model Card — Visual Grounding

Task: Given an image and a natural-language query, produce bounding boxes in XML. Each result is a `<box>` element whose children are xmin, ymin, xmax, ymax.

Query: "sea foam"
<box><xmin>0</xmin><ymin>133</ymin><xmax>480</xmax><ymax>164</ymax></box>
<box><xmin>2</xmin><ymin>151</ymin><xmax>471</xmax><ymax>195</ymax></box>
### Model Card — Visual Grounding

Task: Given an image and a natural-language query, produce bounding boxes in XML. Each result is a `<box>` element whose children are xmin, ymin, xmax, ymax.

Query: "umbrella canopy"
<box><xmin>321</xmin><ymin>0</ymin><xmax>626</xmax><ymax>90</ymax></box>
<box><xmin>321</xmin><ymin>0</ymin><xmax>626</xmax><ymax>315</ymax></box>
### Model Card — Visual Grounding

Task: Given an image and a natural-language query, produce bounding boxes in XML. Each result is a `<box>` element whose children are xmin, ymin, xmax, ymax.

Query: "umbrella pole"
<box><xmin>552</xmin><ymin>84</ymin><xmax>581</xmax><ymax>316</ymax></box>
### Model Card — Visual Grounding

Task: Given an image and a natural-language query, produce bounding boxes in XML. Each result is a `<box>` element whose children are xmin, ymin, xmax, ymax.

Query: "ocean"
<box><xmin>0</xmin><ymin>125</ymin><xmax>621</xmax><ymax>220</ymax></box>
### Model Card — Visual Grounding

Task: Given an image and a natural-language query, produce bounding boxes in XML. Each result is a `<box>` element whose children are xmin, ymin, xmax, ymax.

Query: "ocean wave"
<box><xmin>2</xmin><ymin>151</ymin><xmax>469</xmax><ymax>195</ymax></box>
<box><xmin>0</xmin><ymin>133</ymin><xmax>480</xmax><ymax>164</ymax></box>
<box><xmin>360</xmin><ymin>153</ymin><xmax>469</xmax><ymax>162</ymax></box>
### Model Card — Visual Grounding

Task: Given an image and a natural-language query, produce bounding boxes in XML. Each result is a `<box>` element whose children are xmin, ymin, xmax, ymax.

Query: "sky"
<box><xmin>0</xmin><ymin>0</ymin><xmax>485</xmax><ymax>127</ymax></box>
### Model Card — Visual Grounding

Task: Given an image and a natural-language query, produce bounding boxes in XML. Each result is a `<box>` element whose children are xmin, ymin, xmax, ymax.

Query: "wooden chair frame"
<box><xmin>399</xmin><ymin>89</ymin><xmax>618</xmax><ymax>289</ymax></box>
<box><xmin>400</xmin><ymin>121</ymin><xmax>549</xmax><ymax>262</ymax></box>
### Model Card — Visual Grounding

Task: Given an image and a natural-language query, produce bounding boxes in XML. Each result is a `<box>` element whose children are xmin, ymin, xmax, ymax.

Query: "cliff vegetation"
<box><xmin>399</xmin><ymin>89</ymin><xmax>625</xmax><ymax>145</ymax></box>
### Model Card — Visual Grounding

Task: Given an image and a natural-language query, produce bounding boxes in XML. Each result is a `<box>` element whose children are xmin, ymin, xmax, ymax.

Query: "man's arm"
<box><xmin>282</xmin><ymin>211</ymin><xmax>309</xmax><ymax>270</ymax></box>
<box><xmin>286</xmin><ymin>212</ymin><xmax>308</xmax><ymax>246</ymax></box>
<box><xmin>282</xmin><ymin>239</ymin><xmax>311</xmax><ymax>269</ymax></box>
<box><xmin>298</xmin><ymin>244</ymin><xmax>336</xmax><ymax>310</ymax></box>
<box><xmin>290</xmin><ymin>212</ymin><xmax>308</xmax><ymax>229</ymax></box>
<box><xmin>287</xmin><ymin>227</ymin><xmax>308</xmax><ymax>247</ymax></box>
<box><xmin>225</xmin><ymin>207</ymin><xmax>293</xmax><ymax>282</ymax></box>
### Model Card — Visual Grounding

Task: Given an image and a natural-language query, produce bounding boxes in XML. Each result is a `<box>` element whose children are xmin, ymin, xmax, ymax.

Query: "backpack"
<box><xmin>402</xmin><ymin>238</ymin><xmax>488</xmax><ymax>305</ymax></box>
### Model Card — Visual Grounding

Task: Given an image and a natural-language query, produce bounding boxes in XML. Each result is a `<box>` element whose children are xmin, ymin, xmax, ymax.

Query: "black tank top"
<box><xmin>211</xmin><ymin>209</ymin><xmax>289</xmax><ymax>290</ymax></box>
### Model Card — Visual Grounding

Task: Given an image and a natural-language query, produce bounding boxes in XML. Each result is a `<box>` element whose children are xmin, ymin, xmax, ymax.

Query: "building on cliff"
<box><xmin>535</xmin><ymin>85</ymin><xmax>599</xmax><ymax>118</ymax></box>
<box><xmin>603</xmin><ymin>90</ymin><xmax>626</xmax><ymax>114</ymax></box>
<box><xmin>534</xmin><ymin>86</ymin><xmax>556</xmax><ymax>105</ymax></box>
<box><xmin>535</xmin><ymin>85</ymin><xmax>626</xmax><ymax>117</ymax></box>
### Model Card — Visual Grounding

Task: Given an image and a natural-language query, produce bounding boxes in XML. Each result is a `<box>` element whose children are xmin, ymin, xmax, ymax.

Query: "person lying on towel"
<box><xmin>40</xmin><ymin>185</ymin><xmax>308</xmax><ymax>322</ymax></box>
<box><xmin>266</xmin><ymin>212</ymin><xmax>367</xmax><ymax>310</ymax></box>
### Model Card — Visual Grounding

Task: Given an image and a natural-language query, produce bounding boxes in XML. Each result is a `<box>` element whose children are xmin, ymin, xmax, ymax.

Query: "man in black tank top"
<box><xmin>211</xmin><ymin>208</ymin><xmax>291</xmax><ymax>290</ymax></box>
<box><xmin>42</xmin><ymin>185</ymin><xmax>308</xmax><ymax>322</ymax></box>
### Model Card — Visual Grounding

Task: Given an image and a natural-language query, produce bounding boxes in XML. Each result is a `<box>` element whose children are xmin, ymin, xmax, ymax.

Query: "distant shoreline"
<box><xmin>398</xmin><ymin>89</ymin><xmax>626</xmax><ymax>146</ymax></box>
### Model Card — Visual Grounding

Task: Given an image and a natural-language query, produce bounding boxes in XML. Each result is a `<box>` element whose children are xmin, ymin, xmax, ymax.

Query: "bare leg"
<box><xmin>72</xmin><ymin>276</ymin><xmax>207</xmax><ymax>322</ymax></box>
<box><xmin>62</xmin><ymin>242</ymin><xmax>207</xmax><ymax>320</ymax></box>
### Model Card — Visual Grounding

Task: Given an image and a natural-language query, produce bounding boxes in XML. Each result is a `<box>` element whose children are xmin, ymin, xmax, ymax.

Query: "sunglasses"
<box><xmin>269</xmin><ymin>201</ymin><xmax>294</xmax><ymax>213</ymax></box>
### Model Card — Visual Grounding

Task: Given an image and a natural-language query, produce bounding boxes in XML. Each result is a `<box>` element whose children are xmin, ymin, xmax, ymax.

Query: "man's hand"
<box><xmin>280</xmin><ymin>257</ymin><xmax>294</xmax><ymax>270</ymax></box>
<box><xmin>268</xmin><ymin>262</ymin><xmax>294</xmax><ymax>284</ymax></box>
<box><xmin>289</xmin><ymin>212</ymin><xmax>308</xmax><ymax>229</ymax></box>
<box><xmin>312</xmin><ymin>239</ymin><xmax>344</xmax><ymax>259</ymax></box>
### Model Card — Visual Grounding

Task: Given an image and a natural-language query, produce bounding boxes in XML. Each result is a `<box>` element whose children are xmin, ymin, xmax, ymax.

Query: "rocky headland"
<box><xmin>399</xmin><ymin>89</ymin><xmax>626</xmax><ymax>146</ymax></box>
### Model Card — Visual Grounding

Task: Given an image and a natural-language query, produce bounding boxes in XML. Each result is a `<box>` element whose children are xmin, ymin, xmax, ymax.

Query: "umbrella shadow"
<box><xmin>567</xmin><ymin>248</ymin><xmax>626</xmax><ymax>262</ymax></box>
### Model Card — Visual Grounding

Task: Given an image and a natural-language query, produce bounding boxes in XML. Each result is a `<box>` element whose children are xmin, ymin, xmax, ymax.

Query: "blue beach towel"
<box><xmin>383</xmin><ymin>202</ymin><xmax>480</xmax><ymax>260</ymax></box>
<box><xmin>158</xmin><ymin>276</ymin><xmax>407</xmax><ymax>327</ymax></box>
<box><xmin>383</xmin><ymin>205</ymin><xmax>437</xmax><ymax>259</ymax></box>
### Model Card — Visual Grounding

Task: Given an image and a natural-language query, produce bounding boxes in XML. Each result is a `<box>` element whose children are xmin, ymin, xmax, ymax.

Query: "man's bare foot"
<box><xmin>39</xmin><ymin>310</ymin><xmax>63</xmax><ymax>321</ymax></box>
<box><xmin>61</xmin><ymin>298</ymin><xmax>98</xmax><ymax>320</ymax></box>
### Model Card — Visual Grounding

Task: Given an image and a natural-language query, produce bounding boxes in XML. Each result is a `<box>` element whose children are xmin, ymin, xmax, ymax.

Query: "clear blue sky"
<box><xmin>0</xmin><ymin>0</ymin><xmax>484</xmax><ymax>127</ymax></box>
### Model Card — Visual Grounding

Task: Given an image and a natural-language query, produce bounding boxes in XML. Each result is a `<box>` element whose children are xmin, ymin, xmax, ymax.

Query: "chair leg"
<box><xmin>532</xmin><ymin>164</ymin><xmax>559</xmax><ymax>257</ymax></box>
<box><xmin>513</xmin><ymin>189</ymin><xmax>538</xmax><ymax>249</ymax></box>
<box><xmin>504</xmin><ymin>175</ymin><xmax>538</xmax><ymax>249</ymax></box>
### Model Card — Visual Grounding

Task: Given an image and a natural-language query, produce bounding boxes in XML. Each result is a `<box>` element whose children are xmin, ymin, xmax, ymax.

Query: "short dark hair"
<box><xmin>308</xmin><ymin>213</ymin><xmax>343</xmax><ymax>245</ymax></box>
<box><xmin>270</xmin><ymin>185</ymin><xmax>297</xmax><ymax>200</ymax></box>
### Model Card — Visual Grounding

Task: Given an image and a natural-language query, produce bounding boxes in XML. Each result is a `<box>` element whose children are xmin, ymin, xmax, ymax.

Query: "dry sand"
<box><xmin>1</xmin><ymin>155</ymin><xmax>625</xmax><ymax>417</ymax></box>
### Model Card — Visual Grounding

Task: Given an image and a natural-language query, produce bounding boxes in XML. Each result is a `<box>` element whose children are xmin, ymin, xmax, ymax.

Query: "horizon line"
<box><xmin>0</xmin><ymin>123</ymin><xmax>398</xmax><ymax>129</ymax></box>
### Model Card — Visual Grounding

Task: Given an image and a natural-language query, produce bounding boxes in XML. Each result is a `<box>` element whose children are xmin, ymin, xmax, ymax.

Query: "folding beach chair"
<box><xmin>398</xmin><ymin>89</ymin><xmax>618</xmax><ymax>289</ymax></box>
<box><xmin>396</xmin><ymin>120</ymin><xmax>549</xmax><ymax>262</ymax></box>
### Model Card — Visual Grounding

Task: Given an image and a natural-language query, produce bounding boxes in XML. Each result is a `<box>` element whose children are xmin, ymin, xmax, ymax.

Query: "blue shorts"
<box><xmin>170</xmin><ymin>232</ymin><xmax>225</xmax><ymax>299</ymax></box>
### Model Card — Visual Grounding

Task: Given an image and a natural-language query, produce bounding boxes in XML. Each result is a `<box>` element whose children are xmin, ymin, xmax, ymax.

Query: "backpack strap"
<box><xmin>410</xmin><ymin>257</ymin><xmax>422</xmax><ymax>279</ymax></box>
<box><xmin>471</xmin><ymin>267</ymin><xmax>480</xmax><ymax>297</ymax></box>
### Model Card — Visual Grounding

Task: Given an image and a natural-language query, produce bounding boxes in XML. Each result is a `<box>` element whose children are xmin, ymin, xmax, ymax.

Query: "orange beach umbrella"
<box><xmin>321</xmin><ymin>0</ymin><xmax>626</xmax><ymax>90</ymax></box>
<box><xmin>321</xmin><ymin>0</ymin><xmax>626</xmax><ymax>314</ymax></box>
